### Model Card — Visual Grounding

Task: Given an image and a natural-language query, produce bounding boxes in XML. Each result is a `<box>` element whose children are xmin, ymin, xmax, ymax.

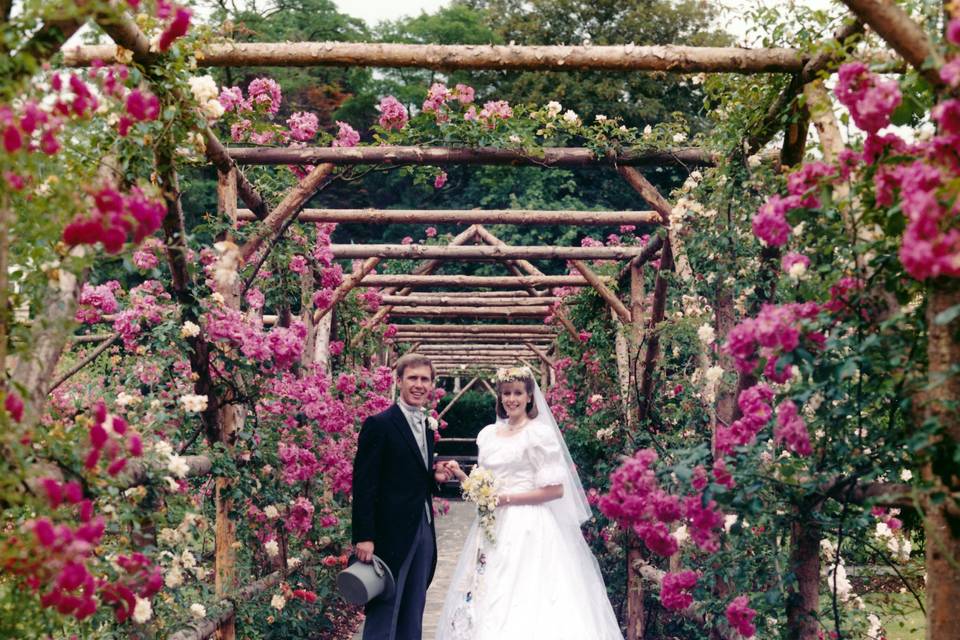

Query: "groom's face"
<box><xmin>399</xmin><ymin>364</ymin><xmax>434</xmax><ymax>408</ymax></box>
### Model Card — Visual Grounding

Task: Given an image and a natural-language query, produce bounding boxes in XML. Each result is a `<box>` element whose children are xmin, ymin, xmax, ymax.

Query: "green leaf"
<box><xmin>934</xmin><ymin>304</ymin><xmax>960</xmax><ymax>326</ymax></box>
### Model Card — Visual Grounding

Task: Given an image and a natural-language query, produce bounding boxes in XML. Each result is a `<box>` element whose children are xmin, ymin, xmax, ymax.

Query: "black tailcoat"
<box><xmin>351</xmin><ymin>404</ymin><xmax>439</xmax><ymax>583</ymax></box>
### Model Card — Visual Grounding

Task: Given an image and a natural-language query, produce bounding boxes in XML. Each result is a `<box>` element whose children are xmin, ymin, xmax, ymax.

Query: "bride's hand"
<box><xmin>444</xmin><ymin>460</ymin><xmax>468</xmax><ymax>481</ymax></box>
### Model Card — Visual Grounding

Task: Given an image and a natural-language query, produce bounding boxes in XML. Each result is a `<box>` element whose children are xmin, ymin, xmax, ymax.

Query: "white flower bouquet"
<box><xmin>461</xmin><ymin>466</ymin><xmax>498</xmax><ymax>544</ymax></box>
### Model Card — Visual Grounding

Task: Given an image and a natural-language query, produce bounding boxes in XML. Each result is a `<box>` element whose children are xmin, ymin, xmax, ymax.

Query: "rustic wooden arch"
<box><xmin>49</xmin><ymin>2</ymin><xmax>951</xmax><ymax>638</ymax></box>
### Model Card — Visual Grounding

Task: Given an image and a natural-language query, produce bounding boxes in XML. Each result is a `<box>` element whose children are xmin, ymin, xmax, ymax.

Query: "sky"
<box><xmin>333</xmin><ymin>0</ymin><xmax>451</xmax><ymax>27</ymax></box>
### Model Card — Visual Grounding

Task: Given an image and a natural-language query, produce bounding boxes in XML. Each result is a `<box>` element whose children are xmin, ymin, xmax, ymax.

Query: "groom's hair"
<box><xmin>395</xmin><ymin>353</ymin><xmax>435</xmax><ymax>380</ymax></box>
<box><xmin>495</xmin><ymin>375</ymin><xmax>538</xmax><ymax>420</ymax></box>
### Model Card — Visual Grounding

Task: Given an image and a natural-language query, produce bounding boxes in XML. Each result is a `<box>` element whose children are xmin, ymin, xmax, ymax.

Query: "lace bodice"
<box><xmin>475</xmin><ymin>420</ymin><xmax>567</xmax><ymax>494</ymax></box>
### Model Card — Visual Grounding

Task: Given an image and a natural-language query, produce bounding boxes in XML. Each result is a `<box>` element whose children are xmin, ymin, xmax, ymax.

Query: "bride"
<box><xmin>436</xmin><ymin>366</ymin><xmax>624</xmax><ymax>640</ymax></box>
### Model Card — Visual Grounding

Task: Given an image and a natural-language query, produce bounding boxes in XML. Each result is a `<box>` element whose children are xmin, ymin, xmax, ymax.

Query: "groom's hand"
<box><xmin>433</xmin><ymin>462</ymin><xmax>452</xmax><ymax>483</ymax></box>
<box><xmin>355</xmin><ymin>541</ymin><xmax>374</xmax><ymax>563</ymax></box>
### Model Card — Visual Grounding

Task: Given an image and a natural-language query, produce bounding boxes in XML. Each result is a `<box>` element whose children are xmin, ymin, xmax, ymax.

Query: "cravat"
<box><xmin>413</xmin><ymin>411</ymin><xmax>428</xmax><ymax>467</ymax></box>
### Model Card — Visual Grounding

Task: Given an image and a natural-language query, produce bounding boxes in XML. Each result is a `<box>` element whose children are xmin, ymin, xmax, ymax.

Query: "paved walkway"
<box><xmin>352</xmin><ymin>499</ymin><xmax>476</xmax><ymax>639</ymax></box>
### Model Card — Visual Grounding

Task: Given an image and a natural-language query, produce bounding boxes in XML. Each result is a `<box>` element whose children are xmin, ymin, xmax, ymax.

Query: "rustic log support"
<box><xmin>569</xmin><ymin>259</ymin><xmax>632</xmax><ymax>323</ymax></box>
<box><xmin>48</xmin><ymin>334</ymin><xmax>120</xmax><ymax>393</ymax></box>
<box><xmin>387</xmin><ymin>306</ymin><xmax>551</xmax><ymax>318</ymax></box>
<box><xmin>523</xmin><ymin>341</ymin><xmax>556</xmax><ymax>369</ymax></box>
<box><xmin>236</xmin><ymin>208</ymin><xmax>660</xmax><ymax>226</ymax></box>
<box><xmin>840</xmin><ymin>0</ymin><xmax>943</xmax><ymax>86</ymax></box>
<box><xmin>205</xmin><ymin>130</ymin><xmax>270</xmax><ymax>220</ymax></box>
<box><xmin>65</xmin><ymin>41</ymin><xmax>807</xmax><ymax>73</ymax></box>
<box><xmin>350</xmin><ymin>225</ymin><xmax>479</xmax><ymax>348</ymax></box>
<box><xmin>360</xmin><ymin>274</ymin><xmax>593</xmax><ymax>288</ymax></box>
<box><xmin>331</xmin><ymin>243</ymin><xmax>652</xmax><ymax>261</ymax></box>
<box><xmin>381</xmin><ymin>295</ymin><xmax>560</xmax><ymax>307</ymax></box>
<box><xmin>393</xmin><ymin>324</ymin><xmax>556</xmax><ymax>335</ymax></box>
<box><xmin>239</xmin><ymin>163</ymin><xmax>334</xmax><ymax>261</ymax></box>
<box><xmin>226</xmin><ymin>145</ymin><xmax>715</xmax><ymax>168</ymax></box>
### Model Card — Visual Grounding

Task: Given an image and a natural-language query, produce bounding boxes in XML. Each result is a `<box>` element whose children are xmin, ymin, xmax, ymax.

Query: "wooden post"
<box><xmin>215</xmin><ymin>167</ymin><xmax>241</xmax><ymax>640</ymax></box>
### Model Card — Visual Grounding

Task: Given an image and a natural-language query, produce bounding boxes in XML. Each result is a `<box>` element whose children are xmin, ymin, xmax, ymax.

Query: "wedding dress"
<box><xmin>435</xmin><ymin>383</ymin><xmax>624</xmax><ymax>640</ymax></box>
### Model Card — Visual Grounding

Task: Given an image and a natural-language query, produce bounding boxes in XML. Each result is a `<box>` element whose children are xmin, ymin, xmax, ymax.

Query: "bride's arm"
<box><xmin>497</xmin><ymin>484</ymin><xmax>563</xmax><ymax>507</ymax></box>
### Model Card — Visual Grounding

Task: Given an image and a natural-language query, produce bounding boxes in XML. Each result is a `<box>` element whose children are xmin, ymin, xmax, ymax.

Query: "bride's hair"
<box><xmin>495</xmin><ymin>374</ymin><xmax>539</xmax><ymax>420</ymax></box>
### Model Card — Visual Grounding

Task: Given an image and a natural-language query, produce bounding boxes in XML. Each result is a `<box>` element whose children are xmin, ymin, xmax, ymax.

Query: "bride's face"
<box><xmin>500</xmin><ymin>381</ymin><xmax>530</xmax><ymax>419</ymax></box>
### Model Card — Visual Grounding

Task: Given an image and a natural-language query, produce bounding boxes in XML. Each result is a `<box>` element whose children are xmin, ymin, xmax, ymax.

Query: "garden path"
<box><xmin>351</xmin><ymin>499</ymin><xmax>476</xmax><ymax>639</ymax></box>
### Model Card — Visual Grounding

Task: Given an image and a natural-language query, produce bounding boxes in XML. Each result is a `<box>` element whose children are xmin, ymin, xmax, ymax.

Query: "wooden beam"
<box><xmin>387</xmin><ymin>306</ymin><xmax>551</xmax><ymax>318</ymax></box>
<box><xmin>333</xmin><ymin>244</ymin><xmax>648</xmax><ymax>261</ymax></box>
<box><xmin>239</xmin><ymin>163</ymin><xmax>334</xmax><ymax>261</ymax></box>
<box><xmin>226</xmin><ymin>145</ymin><xmax>714</xmax><ymax>168</ymax></box>
<box><xmin>569</xmin><ymin>259</ymin><xmax>632</xmax><ymax>323</ymax></box>
<box><xmin>360</xmin><ymin>274</ymin><xmax>593</xmax><ymax>288</ymax></box>
<box><xmin>236</xmin><ymin>208</ymin><xmax>660</xmax><ymax>226</ymax></box>
<box><xmin>480</xmin><ymin>379</ymin><xmax>499</xmax><ymax>398</ymax></box>
<box><xmin>399</xmin><ymin>290</ymin><xmax>534</xmax><ymax>297</ymax></box>
<box><xmin>617</xmin><ymin>167</ymin><xmax>672</xmax><ymax>223</ymax></box>
<box><xmin>381</xmin><ymin>295</ymin><xmax>559</xmax><ymax>307</ymax></box>
<box><xmin>839</xmin><ymin>0</ymin><xmax>942</xmax><ymax>86</ymax></box>
<box><xmin>350</xmin><ymin>225</ymin><xmax>479</xmax><ymax>347</ymax></box>
<box><xmin>64</xmin><ymin>41</ymin><xmax>807</xmax><ymax>73</ymax></box>
<box><xmin>313</xmin><ymin>257</ymin><xmax>381</xmax><ymax>322</ymax></box>
<box><xmin>523</xmin><ymin>341</ymin><xmax>556</xmax><ymax>368</ymax></box>
<box><xmin>392</xmin><ymin>324</ymin><xmax>556</xmax><ymax>334</ymax></box>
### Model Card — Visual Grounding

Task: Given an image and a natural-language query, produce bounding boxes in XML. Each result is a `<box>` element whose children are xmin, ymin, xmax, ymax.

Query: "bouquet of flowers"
<box><xmin>461</xmin><ymin>466</ymin><xmax>498</xmax><ymax>544</ymax></box>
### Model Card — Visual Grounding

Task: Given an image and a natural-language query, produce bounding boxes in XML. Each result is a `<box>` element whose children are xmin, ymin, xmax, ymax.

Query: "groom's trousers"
<box><xmin>363</xmin><ymin>511</ymin><xmax>435</xmax><ymax>640</ymax></box>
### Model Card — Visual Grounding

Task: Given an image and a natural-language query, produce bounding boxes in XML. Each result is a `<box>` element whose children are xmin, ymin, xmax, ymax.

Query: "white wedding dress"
<box><xmin>435</xmin><ymin>418</ymin><xmax>624</xmax><ymax>640</ymax></box>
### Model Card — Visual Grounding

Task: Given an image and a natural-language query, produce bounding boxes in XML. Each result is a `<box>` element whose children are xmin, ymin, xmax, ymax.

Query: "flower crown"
<box><xmin>495</xmin><ymin>366</ymin><xmax>534</xmax><ymax>383</ymax></box>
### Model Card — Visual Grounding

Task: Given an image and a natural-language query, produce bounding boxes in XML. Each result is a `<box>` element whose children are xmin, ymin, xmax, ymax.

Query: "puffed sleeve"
<box><xmin>526</xmin><ymin>421</ymin><xmax>567</xmax><ymax>488</ymax></box>
<box><xmin>475</xmin><ymin>424</ymin><xmax>495</xmax><ymax>464</ymax></box>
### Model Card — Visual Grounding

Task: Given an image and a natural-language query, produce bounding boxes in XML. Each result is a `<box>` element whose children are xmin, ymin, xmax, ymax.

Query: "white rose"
<box><xmin>210</xmin><ymin>292</ymin><xmax>225</xmax><ymax>305</ymax></box>
<box><xmin>546</xmin><ymin>100</ymin><xmax>562</xmax><ymax>116</ymax></box>
<box><xmin>153</xmin><ymin>440</ymin><xmax>174</xmax><ymax>458</ymax></box>
<box><xmin>188</xmin><ymin>75</ymin><xmax>220</xmax><ymax>104</ymax></box>
<box><xmin>264</xmin><ymin>505</ymin><xmax>280</xmax><ymax>519</ymax></box>
<box><xmin>180</xmin><ymin>321</ymin><xmax>201</xmax><ymax>338</ymax></box>
<box><xmin>705</xmin><ymin>366</ymin><xmax>724</xmax><ymax>384</ymax></box>
<box><xmin>132</xmin><ymin>596</ymin><xmax>152</xmax><ymax>624</ymax></box>
<box><xmin>116</xmin><ymin>392</ymin><xmax>139</xmax><ymax>407</ymax></box>
<box><xmin>270</xmin><ymin>594</ymin><xmax>286</xmax><ymax>611</ymax></box>
<box><xmin>165</xmin><ymin>564</ymin><xmax>184</xmax><ymax>588</ymax></box>
<box><xmin>562</xmin><ymin>109</ymin><xmax>580</xmax><ymax>124</ymax></box>
<box><xmin>900</xmin><ymin>469</ymin><xmax>913</xmax><ymax>482</ymax></box>
<box><xmin>190</xmin><ymin>603</ymin><xmax>207</xmax><ymax>619</ymax></box>
<box><xmin>788</xmin><ymin>261</ymin><xmax>808</xmax><ymax>281</ymax></box>
<box><xmin>642</xmin><ymin>125</ymin><xmax>652</xmax><ymax>137</ymax></box>
<box><xmin>672</xmin><ymin>132</ymin><xmax>687</xmax><ymax>143</ymax></box>
<box><xmin>180</xmin><ymin>550</ymin><xmax>197</xmax><ymax>569</ymax></box>
<box><xmin>265</xmin><ymin>539</ymin><xmax>280</xmax><ymax>558</ymax></box>
<box><xmin>697</xmin><ymin>324</ymin><xmax>715</xmax><ymax>345</ymax></box>
<box><xmin>179</xmin><ymin>394</ymin><xmax>208</xmax><ymax>413</ymax></box>
<box><xmin>747</xmin><ymin>154</ymin><xmax>762</xmax><ymax>168</ymax></box>
<box><xmin>158</xmin><ymin>527</ymin><xmax>180</xmax><ymax>546</ymax></box>
<box><xmin>200</xmin><ymin>99</ymin><xmax>225</xmax><ymax>121</ymax></box>
<box><xmin>594</xmin><ymin>114</ymin><xmax>607</xmax><ymax>123</ymax></box>
<box><xmin>167</xmin><ymin>454</ymin><xmax>190</xmax><ymax>479</ymax></box>
<box><xmin>426</xmin><ymin>416</ymin><xmax>439</xmax><ymax>431</ymax></box>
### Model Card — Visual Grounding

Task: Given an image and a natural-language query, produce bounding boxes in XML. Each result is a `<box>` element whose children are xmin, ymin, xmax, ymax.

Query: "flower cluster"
<box><xmin>599</xmin><ymin>449</ymin><xmax>726</xmax><ymax>557</ymax></box>
<box><xmin>76</xmin><ymin>281</ymin><xmax>121</xmax><ymax>324</ymax></box>
<box><xmin>85</xmin><ymin>401</ymin><xmax>145</xmax><ymax>475</ymax></box>
<box><xmin>461</xmin><ymin>466</ymin><xmax>498</xmax><ymax>544</ymax></box>
<box><xmin>63</xmin><ymin>184</ymin><xmax>165</xmax><ymax>254</ymax></box>
<box><xmin>660</xmin><ymin>570</ymin><xmax>697</xmax><ymax>610</ymax></box>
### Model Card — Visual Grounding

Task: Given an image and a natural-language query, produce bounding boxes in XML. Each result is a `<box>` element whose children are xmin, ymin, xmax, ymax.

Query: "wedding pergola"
<box><xmin>49</xmin><ymin>1</ymin><xmax>950</xmax><ymax>637</ymax></box>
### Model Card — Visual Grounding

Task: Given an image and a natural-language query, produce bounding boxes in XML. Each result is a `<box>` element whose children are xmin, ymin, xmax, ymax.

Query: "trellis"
<box><xmin>46</xmin><ymin>1</ymin><xmax>957</xmax><ymax>638</ymax></box>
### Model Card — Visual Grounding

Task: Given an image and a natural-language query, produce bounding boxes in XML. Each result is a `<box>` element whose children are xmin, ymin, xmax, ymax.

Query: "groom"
<box><xmin>352</xmin><ymin>353</ymin><xmax>451</xmax><ymax>640</ymax></box>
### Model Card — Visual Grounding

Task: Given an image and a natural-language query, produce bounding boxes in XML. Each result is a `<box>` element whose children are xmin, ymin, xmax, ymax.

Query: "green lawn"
<box><xmin>862</xmin><ymin>591</ymin><xmax>925</xmax><ymax>640</ymax></box>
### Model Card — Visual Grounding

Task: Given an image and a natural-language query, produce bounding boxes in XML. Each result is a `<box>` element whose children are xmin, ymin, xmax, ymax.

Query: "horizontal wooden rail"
<box><xmin>226</xmin><ymin>145</ymin><xmax>713</xmax><ymax>167</ymax></box>
<box><xmin>236</xmin><ymin>208</ymin><xmax>660</xmax><ymax>226</ymax></box>
<box><xmin>393</xmin><ymin>323</ymin><xmax>556</xmax><ymax>334</ymax></box>
<box><xmin>360</xmin><ymin>274</ymin><xmax>591</xmax><ymax>288</ymax></box>
<box><xmin>64</xmin><ymin>42</ymin><xmax>807</xmax><ymax>73</ymax></box>
<box><xmin>167</xmin><ymin>553</ymin><xmax>315</xmax><ymax>640</ymax></box>
<box><xmin>388</xmin><ymin>306</ymin><xmax>550</xmax><ymax>318</ymax></box>
<box><xmin>395</xmin><ymin>337</ymin><xmax>555</xmax><ymax>345</ymax></box>
<box><xmin>382</xmin><ymin>295</ymin><xmax>559</xmax><ymax>307</ymax></box>
<box><xmin>334</xmin><ymin>244</ymin><xmax>648</xmax><ymax>260</ymax></box>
